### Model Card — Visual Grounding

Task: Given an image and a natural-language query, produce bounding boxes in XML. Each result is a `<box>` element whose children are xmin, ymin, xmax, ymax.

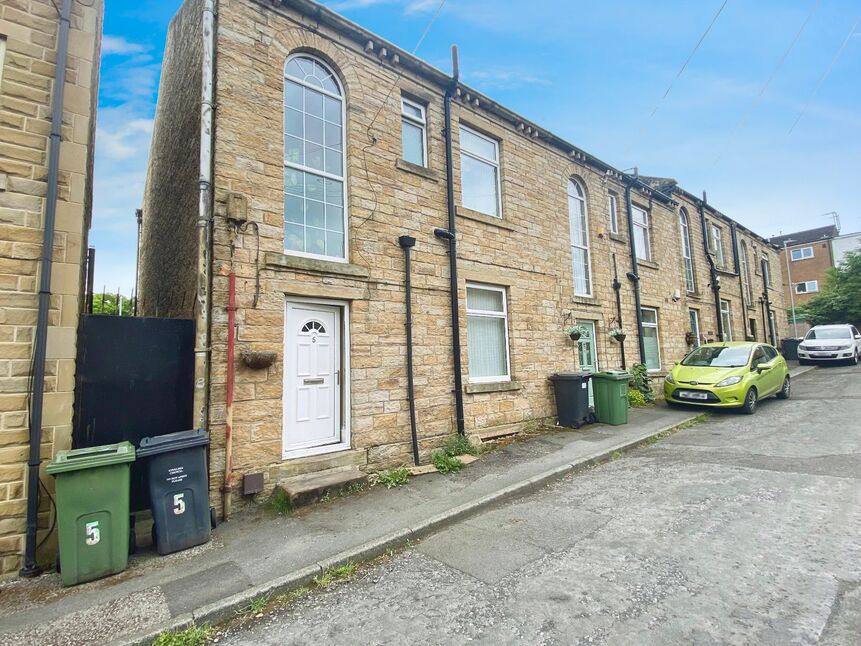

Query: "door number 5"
<box><xmin>173</xmin><ymin>493</ymin><xmax>186</xmax><ymax>515</ymax></box>
<box><xmin>85</xmin><ymin>521</ymin><xmax>100</xmax><ymax>546</ymax></box>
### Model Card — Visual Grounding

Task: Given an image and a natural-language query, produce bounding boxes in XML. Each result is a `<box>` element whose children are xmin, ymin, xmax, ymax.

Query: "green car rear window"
<box><xmin>682</xmin><ymin>346</ymin><xmax>752</xmax><ymax>368</ymax></box>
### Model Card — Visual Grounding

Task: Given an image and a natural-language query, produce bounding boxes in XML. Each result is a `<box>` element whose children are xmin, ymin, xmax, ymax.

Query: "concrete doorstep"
<box><xmin>0</xmin><ymin>378</ymin><xmax>815</xmax><ymax>646</ymax></box>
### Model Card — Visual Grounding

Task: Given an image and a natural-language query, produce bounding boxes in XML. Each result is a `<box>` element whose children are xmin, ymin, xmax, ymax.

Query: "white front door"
<box><xmin>577</xmin><ymin>321</ymin><xmax>598</xmax><ymax>406</ymax></box>
<box><xmin>284</xmin><ymin>302</ymin><xmax>341</xmax><ymax>455</ymax></box>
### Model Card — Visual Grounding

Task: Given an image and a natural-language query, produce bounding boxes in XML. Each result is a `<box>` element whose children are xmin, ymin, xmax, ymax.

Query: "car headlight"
<box><xmin>715</xmin><ymin>375</ymin><xmax>742</xmax><ymax>388</ymax></box>
<box><xmin>665</xmin><ymin>374</ymin><xmax>675</xmax><ymax>384</ymax></box>
<box><xmin>836</xmin><ymin>344</ymin><xmax>852</xmax><ymax>350</ymax></box>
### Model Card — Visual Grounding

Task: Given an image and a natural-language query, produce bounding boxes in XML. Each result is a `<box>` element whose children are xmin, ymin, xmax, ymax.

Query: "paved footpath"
<box><xmin>218</xmin><ymin>364</ymin><xmax>861</xmax><ymax>645</ymax></box>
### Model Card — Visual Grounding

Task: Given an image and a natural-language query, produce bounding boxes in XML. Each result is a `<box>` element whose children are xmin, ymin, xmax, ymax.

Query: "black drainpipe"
<box><xmin>398</xmin><ymin>235</ymin><xmax>420</xmax><ymax>465</ymax></box>
<box><xmin>435</xmin><ymin>45</ymin><xmax>465</xmax><ymax>436</ymax></box>
<box><xmin>623</xmin><ymin>183</ymin><xmax>646</xmax><ymax>364</ymax></box>
<box><xmin>697</xmin><ymin>191</ymin><xmax>723</xmax><ymax>341</ymax></box>
<box><xmin>21</xmin><ymin>0</ymin><xmax>73</xmax><ymax>578</ymax></box>
<box><xmin>761</xmin><ymin>257</ymin><xmax>776</xmax><ymax>345</ymax></box>
<box><xmin>134</xmin><ymin>208</ymin><xmax>142</xmax><ymax>316</ymax></box>
<box><xmin>611</xmin><ymin>253</ymin><xmax>626</xmax><ymax>370</ymax></box>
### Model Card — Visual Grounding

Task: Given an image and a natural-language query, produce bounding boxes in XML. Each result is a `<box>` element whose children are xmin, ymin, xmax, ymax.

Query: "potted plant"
<box><xmin>685</xmin><ymin>331</ymin><xmax>696</xmax><ymax>346</ymax></box>
<box><xmin>609</xmin><ymin>327</ymin><xmax>626</xmax><ymax>343</ymax></box>
<box><xmin>565</xmin><ymin>324</ymin><xmax>589</xmax><ymax>341</ymax></box>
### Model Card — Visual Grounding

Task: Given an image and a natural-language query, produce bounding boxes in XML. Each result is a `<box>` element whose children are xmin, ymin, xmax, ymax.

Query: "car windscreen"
<box><xmin>681</xmin><ymin>345</ymin><xmax>752</xmax><ymax>368</ymax></box>
<box><xmin>805</xmin><ymin>328</ymin><xmax>851</xmax><ymax>340</ymax></box>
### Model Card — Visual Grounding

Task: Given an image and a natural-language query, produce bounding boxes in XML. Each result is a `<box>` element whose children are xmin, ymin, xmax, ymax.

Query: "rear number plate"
<box><xmin>679</xmin><ymin>390</ymin><xmax>709</xmax><ymax>400</ymax></box>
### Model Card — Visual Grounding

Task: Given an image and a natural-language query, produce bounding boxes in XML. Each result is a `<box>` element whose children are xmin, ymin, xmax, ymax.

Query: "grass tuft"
<box><xmin>264</xmin><ymin>486</ymin><xmax>293</xmax><ymax>516</ymax></box>
<box><xmin>432</xmin><ymin>451</ymin><xmax>464</xmax><ymax>474</ymax></box>
<box><xmin>375</xmin><ymin>467</ymin><xmax>411</xmax><ymax>488</ymax></box>
<box><xmin>314</xmin><ymin>562</ymin><xmax>357</xmax><ymax>587</ymax></box>
<box><xmin>152</xmin><ymin>625</ymin><xmax>213</xmax><ymax>646</ymax></box>
<box><xmin>443</xmin><ymin>434</ymin><xmax>480</xmax><ymax>457</ymax></box>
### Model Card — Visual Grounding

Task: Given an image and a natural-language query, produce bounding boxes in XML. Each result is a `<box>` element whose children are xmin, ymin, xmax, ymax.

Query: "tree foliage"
<box><xmin>796</xmin><ymin>250</ymin><xmax>861</xmax><ymax>328</ymax></box>
<box><xmin>92</xmin><ymin>293</ymin><xmax>134</xmax><ymax>316</ymax></box>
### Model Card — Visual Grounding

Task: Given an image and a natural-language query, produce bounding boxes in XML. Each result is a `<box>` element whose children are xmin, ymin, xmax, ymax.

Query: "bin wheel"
<box><xmin>55</xmin><ymin>553</ymin><xmax>61</xmax><ymax>574</ymax></box>
<box><xmin>587</xmin><ymin>412</ymin><xmax>598</xmax><ymax>424</ymax></box>
<box><xmin>210</xmin><ymin>506</ymin><xmax>218</xmax><ymax>529</ymax></box>
<box><xmin>129</xmin><ymin>527</ymin><xmax>137</xmax><ymax>555</ymax></box>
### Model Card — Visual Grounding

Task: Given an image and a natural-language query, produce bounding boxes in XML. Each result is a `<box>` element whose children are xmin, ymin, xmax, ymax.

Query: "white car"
<box><xmin>797</xmin><ymin>324</ymin><xmax>861</xmax><ymax>366</ymax></box>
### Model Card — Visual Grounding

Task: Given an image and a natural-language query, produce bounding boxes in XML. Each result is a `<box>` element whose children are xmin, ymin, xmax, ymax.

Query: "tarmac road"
<box><xmin>220</xmin><ymin>364</ymin><xmax>861</xmax><ymax>645</ymax></box>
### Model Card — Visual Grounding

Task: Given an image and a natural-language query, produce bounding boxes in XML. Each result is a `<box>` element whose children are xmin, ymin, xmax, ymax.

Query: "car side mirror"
<box><xmin>755</xmin><ymin>363</ymin><xmax>770</xmax><ymax>373</ymax></box>
<box><xmin>855</xmin><ymin>335</ymin><xmax>861</xmax><ymax>340</ymax></box>
<box><xmin>674</xmin><ymin>360</ymin><xmax>680</xmax><ymax>366</ymax></box>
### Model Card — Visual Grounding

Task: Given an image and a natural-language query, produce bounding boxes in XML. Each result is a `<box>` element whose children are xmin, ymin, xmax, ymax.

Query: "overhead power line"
<box><xmin>714</xmin><ymin>0</ymin><xmax>822</xmax><ymax>164</ymax></box>
<box><xmin>788</xmin><ymin>16</ymin><xmax>860</xmax><ymax>135</ymax></box>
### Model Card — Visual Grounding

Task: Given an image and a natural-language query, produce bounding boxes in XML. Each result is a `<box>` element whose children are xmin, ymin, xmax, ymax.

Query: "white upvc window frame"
<box><xmin>568</xmin><ymin>178</ymin><xmax>592</xmax><ymax>297</ymax></box>
<box><xmin>607</xmin><ymin>193</ymin><xmax>619</xmax><ymax>235</ymax></box>
<box><xmin>632</xmin><ymin>205</ymin><xmax>652</xmax><ymax>262</ymax></box>
<box><xmin>640</xmin><ymin>306</ymin><xmax>661</xmax><ymax>372</ymax></box>
<box><xmin>795</xmin><ymin>280</ymin><xmax>818</xmax><ymax>294</ymax></box>
<box><xmin>283</xmin><ymin>53</ymin><xmax>348</xmax><ymax>263</ymax></box>
<box><xmin>679</xmin><ymin>208</ymin><xmax>695</xmax><ymax>293</ymax></box>
<box><xmin>465</xmin><ymin>282</ymin><xmax>511</xmax><ymax>384</ymax></box>
<box><xmin>688</xmin><ymin>308</ymin><xmax>701</xmax><ymax>348</ymax></box>
<box><xmin>400</xmin><ymin>96</ymin><xmax>427</xmax><ymax>167</ymax></box>
<box><xmin>711</xmin><ymin>224</ymin><xmax>726</xmax><ymax>268</ymax></box>
<box><xmin>459</xmin><ymin>124</ymin><xmax>502</xmax><ymax>218</ymax></box>
<box><xmin>790</xmin><ymin>246</ymin><xmax>814</xmax><ymax>261</ymax></box>
<box><xmin>740</xmin><ymin>240</ymin><xmax>753</xmax><ymax>304</ymax></box>
<box><xmin>720</xmin><ymin>298</ymin><xmax>733</xmax><ymax>341</ymax></box>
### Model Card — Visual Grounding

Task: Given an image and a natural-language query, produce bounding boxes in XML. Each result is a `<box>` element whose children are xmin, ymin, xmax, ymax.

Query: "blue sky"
<box><xmin>92</xmin><ymin>0</ymin><xmax>861</xmax><ymax>295</ymax></box>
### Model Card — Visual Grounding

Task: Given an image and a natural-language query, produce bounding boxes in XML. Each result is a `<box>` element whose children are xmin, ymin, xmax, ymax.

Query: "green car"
<box><xmin>663</xmin><ymin>342</ymin><xmax>791</xmax><ymax>414</ymax></box>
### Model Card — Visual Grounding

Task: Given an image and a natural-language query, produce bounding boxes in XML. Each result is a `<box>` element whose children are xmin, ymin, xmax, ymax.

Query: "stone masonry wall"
<box><xmin>185</xmin><ymin>0</ymin><xmax>786</xmax><ymax>513</ymax></box>
<box><xmin>0</xmin><ymin>0</ymin><xmax>103</xmax><ymax>578</ymax></box>
<box><xmin>138</xmin><ymin>0</ymin><xmax>202</xmax><ymax>319</ymax></box>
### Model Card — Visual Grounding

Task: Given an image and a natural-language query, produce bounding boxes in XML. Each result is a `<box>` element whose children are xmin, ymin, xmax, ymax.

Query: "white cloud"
<box><xmin>102</xmin><ymin>35</ymin><xmax>147</xmax><ymax>56</ymax></box>
<box><xmin>467</xmin><ymin>68</ymin><xmax>551</xmax><ymax>91</ymax></box>
<box><xmin>325</xmin><ymin>0</ymin><xmax>437</xmax><ymax>14</ymax></box>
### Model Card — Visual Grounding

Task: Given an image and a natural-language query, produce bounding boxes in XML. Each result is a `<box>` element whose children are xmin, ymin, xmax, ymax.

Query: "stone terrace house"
<box><xmin>0</xmin><ymin>0</ymin><xmax>103</xmax><ymax>578</ymax></box>
<box><xmin>139</xmin><ymin>0</ymin><xmax>787</xmax><ymax>513</ymax></box>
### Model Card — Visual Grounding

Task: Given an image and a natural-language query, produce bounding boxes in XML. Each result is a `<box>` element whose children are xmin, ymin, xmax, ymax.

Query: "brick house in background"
<box><xmin>139</xmin><ymin>0</ymin><xmax>787</xmax><ymax>515</ymax></box>
<box><xmin>771</xmin><ymin>225</ymin><xmax>839</xmax><ymax>333</ymax></box>
<box><xmin>0</xmin><ymin>0</ymin><xmax>103</xmax><ymax>578</ymax></box>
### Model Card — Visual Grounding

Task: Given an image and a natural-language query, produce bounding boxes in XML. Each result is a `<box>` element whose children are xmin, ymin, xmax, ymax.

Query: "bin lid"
<box><xmin>549</xmin><ymin>371</ymin><xmax>592</xmax><ymax>381</ymax></box>
<box><xmin>593</xmin><ymin>370</ymin><xmax>631</xmax><ymax>381</ymax></box>
<box><xmin>137</xmin><ymin>428</ymin><xmax>209</xmax><ymax>458</ymax></box>
<box><xmin>46</xmin><ymin>441</ymin><xmax>135</xmax><ymax>475</ymax></box>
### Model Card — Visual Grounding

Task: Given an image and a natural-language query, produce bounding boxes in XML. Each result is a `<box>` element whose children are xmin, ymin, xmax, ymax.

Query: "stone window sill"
<box><xmin>265</xmin><ymin>252</ymin><xmax>370</xmax><ymax>279</ymax></box>
<box><xmin>395</xmin><ymin>158</ymin><xmax>438</xmax><ymax>182</ymax></box>
<box><xmin>465</xmin><ymin>380</ymin><xmax>522</xmax><ymax>394</ymax></box>
<box><xmin>716</xmin><ymin>268</ymin><xmax>738</xmax><ymax>277</ymax></box>
<box><xmin>638</xmin><ymin>259</ymin><xmax>659</xmax><ymax>270</ymax></box>
<box><xmin>456</xmin><ymin>206</ymin><xmax>516</xmax><ymax>231</ymax></box>
<box><xmin>609</xmin><ymin>233</ymin><xmax>625</xmax><ymax>243</ymax></box>
<box><xmin>571</xmin><ymin>295</ymin><xmax>601</xmax><ymax>307</ymax></box>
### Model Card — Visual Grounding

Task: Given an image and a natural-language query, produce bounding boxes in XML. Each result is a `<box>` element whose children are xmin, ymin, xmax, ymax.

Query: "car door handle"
<box><xmin>303</xmin><ymin>378</ymin><xmax>324</xmax><ymax>385</ymax></box>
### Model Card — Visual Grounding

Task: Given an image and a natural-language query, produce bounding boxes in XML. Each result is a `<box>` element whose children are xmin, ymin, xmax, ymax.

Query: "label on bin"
<box><xmin>173</xmin><ymin>492</ymin><xmax>186</xmax><ymax>515</ymax></box>
<box><xmin>85</xmin><ymin>520</ymin><xmax>100</xmax><ymax>546</ymax></box>
<box><xmin>166</xmin><ymin>465</ymin><xmax>187</xmax><ymax>485</ymax></box>
<box><xmin>581</xmin><ymin>382</ymin><xmax>587</xmax><ymax>389</ymax></box>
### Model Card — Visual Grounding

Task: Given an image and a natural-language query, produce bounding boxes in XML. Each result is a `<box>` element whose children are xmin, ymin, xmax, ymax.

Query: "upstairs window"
<box><xmin>795</xmin><ymin>280</ymin><xmax>818</xmax><ymax>294</ymax></box>
<box><xmin>762</xmin><ymin>255</ymin><xmax>772</xmax><ymax>287</ymax></box>
<box><xmin>740</xmin><ymin>240</ymin><xmax>753</xmax><ymax>304</ymax></box>
<box><xmin>607</xmin><ymin>193</ymin><xmax>619</xmax><ymax>235</ymax></box>
<box><xmin>568</xmin><ymin>179</ymin><xmax>592</xmax><ymax>296</ymax></box>
<box><xmin>283</xmin><ymin>54</ymin><xmax>346</xmax><ymax>260</ymax></box>
<box><xmin>710</xmin><ymin>224</ymin><xmax>726</xmax><ymax>268</ymax></box>
<box><xmin>401</xmin><ymin>97</ymin><xmax>427</xmax><ymax>167</ymax></box>
<box><xmin>679</xmin><ymin>208</ymin><xmax>695</xmax><ymax>293</ymax></box>
<box><xmin>790</xmin><ymin>246</ymin><xmax>814</xmax><ymax>261</ymax></box>
<box><xmin>632</xmin><ymin>205</ymin><xmax>651</xmax><ymax>262</ymax></box>
<box><xmin>460</xmin><ymin>125</ymin><xmax>501</xmax><ymax>217</ymax></box>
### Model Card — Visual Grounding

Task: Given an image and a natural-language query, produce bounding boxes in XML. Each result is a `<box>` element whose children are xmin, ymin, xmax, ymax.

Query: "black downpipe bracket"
<box><xmin>22</xmin><ymin>0</ymin><xmax>73</xmax><ymax>578</ymax></box>
<box><xmin>439</xmin><ymin>45</ymin><xmax>466</xmax><ymax>435</ymax></box>
<box><xmin>624</xmin><ymin>185</ymin><xmax>646</xmax><ymax>364</ymax></box>
<box><xmin>611</xmin><ymin>254</ymin><xmax>626</xmax><ymax>370</ymax></box>
<box><xmin>697</xmin><ymin>192</ymin><xmax>723</xmax><ymax>341</ymax></box>
<box><xmin>398</xmin><ymin>235</ymin><xmax>420</xmax><ymax>465</ymax></box>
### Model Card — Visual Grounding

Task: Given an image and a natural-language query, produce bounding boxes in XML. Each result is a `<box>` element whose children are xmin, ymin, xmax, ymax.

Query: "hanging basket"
<box><xmin>568</xmin><ymin>331</ymin><xmax>582</xmax><ymax>341</ymax></box>
<box><xmin>240</xmin><ymin>350</ymin><xmax>277</xmax><ymax>370</ymax></box>
<box><xmin>611</xmin><ymin>333</ymin><xmax>626</xmax><ymax>343</ymax></box>
<box><xmin>685</xmin><ymin>332</ymin><xmax>696</xmax><ymax>345</ymax></box>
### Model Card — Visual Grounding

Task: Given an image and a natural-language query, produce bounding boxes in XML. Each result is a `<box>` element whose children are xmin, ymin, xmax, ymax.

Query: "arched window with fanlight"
<box><xmin>568</xmin><ymin>179</ymin><xmax>592</xmax><ymax>297</ymax></box>
<box><xmin>679</xmin><ymin>208</ymin><xmax>695</xmax><ymax>293</ymax></box>
<box><xmin>283</xmin><ymin>54</ymin><xmax>346</xmax><ymax>260</ymax></box>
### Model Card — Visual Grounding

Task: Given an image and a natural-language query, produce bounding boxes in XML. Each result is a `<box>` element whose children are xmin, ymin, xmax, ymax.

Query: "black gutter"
<box><xmin>436</xmin><ymin>45</ymin><xmax>465</xmax><ymax>436</ymax></box>
<box><xmin>611</xmin><ymin>254</ymin><xmax>626</xmax><ymax>370</ymax></box>
<box><xmin>623</xmin><ymin>184</ymin><xmax>645</xmax><ymax>364</ymax></box>
<box><xmin>697</xmin><ymin>191</ymin><xmax>723</xmax><ymax>341</ymax></box>
<box><xmin>21</xmin><ymin>0</ymin><xmax>73</xmax><ymax>578</ymax></box>
<box><xmin>398</xmin><ymin>235</ymin><xmax>420</xmax><ymax>465</ymax></box>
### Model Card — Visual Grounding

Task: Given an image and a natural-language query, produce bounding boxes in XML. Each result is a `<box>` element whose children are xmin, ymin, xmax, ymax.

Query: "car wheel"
<box><xmin>851</xmin><ymin>352</ymin><xmax>859</xmax><ymax>367</ymax></box>
<box><xmin>777</xmin><ymin>376</ymin><xmax>791</xmax><ymax>399</ymax></box>
<box><xmin>742</xmin><ymin>387</ymin><xmax>758</xmax><ymax>415</ymax></box>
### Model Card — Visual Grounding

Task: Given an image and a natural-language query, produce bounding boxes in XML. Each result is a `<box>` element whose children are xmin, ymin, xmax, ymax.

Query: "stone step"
<box><xmin>268</xmin><ymin>448</ymin><xmax>367</xmax><ymax>482</ymax></box>
<box><xmin>279</xmin><ymin>465</ymin><xmax>367</xmax><ymax>508</ymax></box>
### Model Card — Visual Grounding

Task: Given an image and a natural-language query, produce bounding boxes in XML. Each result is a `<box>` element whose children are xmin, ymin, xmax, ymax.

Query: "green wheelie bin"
<box><xmin>592</xmin><ymin>370</ymin><xmax>631</xmax><ymax>425</ymax></box>
<box><xmin>46</xmin><ymin>441</ymin><xmax>135</xmax><ymax>586</ymax></box>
